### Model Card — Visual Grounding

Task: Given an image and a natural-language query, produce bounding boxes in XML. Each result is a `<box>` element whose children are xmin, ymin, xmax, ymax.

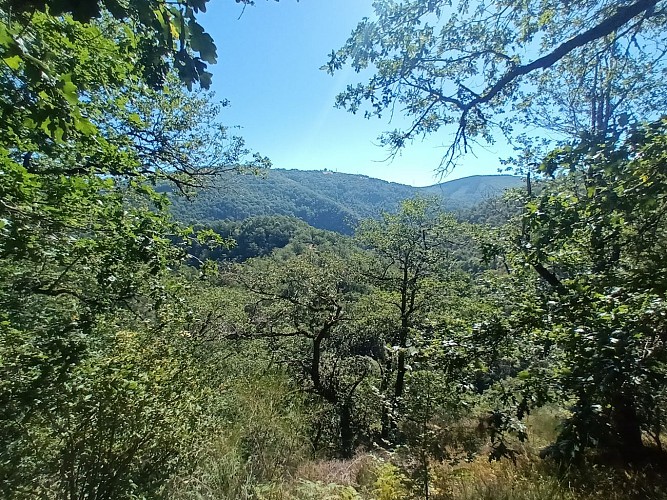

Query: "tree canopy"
<box><xmin>325</xmin><ymin>0</ymin><xmax>667</xmax><ymax>170</ymax></box>
<box><xmin>3</xmin><ymin>0</ymin><xmax>667</xmax><ymax>497</ymax></box>
<box><xmin>0</xmin><ymin>2</ymin><xmax>265</xmax><ymax>495</ymax></box>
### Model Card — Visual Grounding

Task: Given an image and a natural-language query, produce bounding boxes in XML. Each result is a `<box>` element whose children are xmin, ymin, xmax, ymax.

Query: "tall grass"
<box><xmin>170</xmin><ymin>402</ymin><xmax>667</xmax><ymax>499</ymax></box>
<box><xmin>169</xmin><ymin>373</ymin><xmax>309</xmax><ymax>499</ymax></box>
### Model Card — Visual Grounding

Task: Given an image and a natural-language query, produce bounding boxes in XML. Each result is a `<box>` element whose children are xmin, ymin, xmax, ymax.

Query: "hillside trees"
<box><xmin>329</xmin><ymin>0</ymin><xmax>667</xmax><ymax>466</ymax></box>
<box><xmin>238</xmin><ymin>250</ymin><xmax>376</xmax><ymax>458</ymax></box>
<box><xmin>0</xmin><ymin>1</ymin><xmax>267</xmax><ymax>496</ymax></box>
<box><xmin>217</xmin><ymin>201</ymin><xmax>502</xmax><ymax>463</ymax></box>
<box><xmin>356</xmin><ymin>198</ymin><xmax>475</xmax><ymax>443</ymax></box>
<box><xmin>505</xmin><ymin>120</ymin><xmax>667</xmax><ymax>460</ymax></box>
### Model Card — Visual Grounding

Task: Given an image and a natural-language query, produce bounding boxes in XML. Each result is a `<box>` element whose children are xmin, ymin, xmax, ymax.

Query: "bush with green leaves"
<box><xmin>503</xmin><ymin>120</ymin><xmax>667</xmax><ymax>460</ymax></box>
<box><xmin>0</xmin><ymin>2</ymin><xmax>263</xmax><ymax>496</ymax></box>
<box><xmin>1</xmin><ymin>327</ymin><xmax>210</xmax><ymax>499</ymax></box>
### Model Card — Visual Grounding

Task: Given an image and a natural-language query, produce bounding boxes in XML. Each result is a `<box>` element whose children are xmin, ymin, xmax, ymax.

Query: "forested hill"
<box><xmin>168</xmin><ymin>169</ymin><xmax>523</xmax><ymax>233</ymax></box>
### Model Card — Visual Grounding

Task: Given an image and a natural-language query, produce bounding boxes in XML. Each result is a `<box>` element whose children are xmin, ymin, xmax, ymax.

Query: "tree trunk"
<box><xmin>611</xmin><ymin>394</ymin><xmax>644</xmax><ymax>460</ymax></box>
<box><xmin>393</xmin><ymin>318</ymin><xmax>410</xmax><ymax>405</ymax></box>
<box><xmin>394</xmin><ymin>348</ymin><xmax>406</xmax><ymax>404</ymax></box>
<box><xmin>390</xmin><ymin>321</ymin><xmax>409</xmax><ymax>442</ymax></box>
<box><xmin>380</xmin><ymin>359</ymin><xmax>392</xmax><ymax>442</ymax></box>
<box><xmin>339</xmin><ymin>404</ymin><xmax>354</xmax><ymax>459</ymax></box>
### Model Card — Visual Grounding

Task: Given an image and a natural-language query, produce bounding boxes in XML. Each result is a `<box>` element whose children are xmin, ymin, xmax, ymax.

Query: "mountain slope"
<box><xmin>168</xmin><ymin>169</ymin><xmax>523</xmax><ymax>233</ymax></box>
<box><xmin>421</xmin><ymin>174</ymin><xmax>526</xmax><ymax>206</ymax></box>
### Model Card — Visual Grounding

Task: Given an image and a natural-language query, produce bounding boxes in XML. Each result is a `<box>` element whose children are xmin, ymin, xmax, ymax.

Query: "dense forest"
<box><xmin>1</xmin><ymin>1</ymin><xmax>667</xmax><ymax>499</ymax></box>
<box><xmin>166</xmin><ymin>170</ymin><xmax>522</xmax><ymax>233</ymax></box>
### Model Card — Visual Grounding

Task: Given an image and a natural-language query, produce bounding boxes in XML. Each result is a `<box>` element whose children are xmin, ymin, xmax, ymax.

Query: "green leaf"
<box><xmin>0</xmin><ymin>21</ymin><xmax>12</xmax><ymax>47</ymax></box>
<box><xmin>60</xmin><ymin>76</ymin><xmax>79</xmax><ymax>105</ymax></box>
<box><xmin>74</xmin><ymin>117</ymin><xmax>97</xmax><ymax>136</ymax></box>
<box><xmin>3</xmin><ymin>55</ymin><xmax>22</xmax><ymax>70</ymax></box>
<box><xmin>128</xmin><ymin>113</ymin><xmax>143</xmax><ymax>126</ymax></box>
<box><xmin>189</xmin><ymin>21</ymin><xmax>217</xmax><ymax>64</ymax></box>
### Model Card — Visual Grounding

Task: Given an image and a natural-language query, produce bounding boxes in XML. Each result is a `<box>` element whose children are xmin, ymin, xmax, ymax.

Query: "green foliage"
<box><xmin>89</xmin><ymin>72</ymin><xmax>270</xmax><ymax>194</ymax></box>
<box><xmin>186</xmin><ymin>215</ymin><xmax>352</xmax><ymax>263</ymax></box>
<box><xmin>504</xmin><ymin>120</ymin><xmax>667</xmax><ymax>460</ymax></box>
<box><xmin>326</xmin><ymin>0</ymin><xmax>666</xmax><ymax>169</ymax></box>
<box><xmin>168</xmin><ymin>170</ymin><xmax>522</xmax><ymax>233</ymax></box>
<box><xmin>2</xmin><ymin>0</ymin><xmax>226</xmax><ymax>98</ymax></box>
<box><xmin>355</xmin><ymin>197</ymin><xmax>486</xmax><ymax>445</ymax></box>
<box><xmin>371</xmin><ymin>461</ymin><xmax>410</xmax><ymax>500</ymax></box>
<box><xmin>0</xmin><ymin>1</ymin><xmax>269</xmax><ymax>496</ymax></box>
<box><xmin>0</xmin><ymin>61</ymin><xmax>256</xmax><ymax>495</ymax></box>
<box><xmin>3</xmin><ymin>0</ymin><xmax>667</xmax><ymax>494</ymax></box>
<box><xmin>169</xmin><ymin>367</ymin><xmax>310</xmax><ymax>500</ymax></box>
<box><xmin>1</xmin><ymin>328</ymin><xmax>206</xmax><ymax>499</ymax></box>
<box><xmin>236</xmin><ymin>249</ymin><xmax>376</xmax><ymax>457</ymax></box>
<box><xmin>288</xmin><ymin>480</ymin><xmax>362</xmax><ymax>500</ymax></box>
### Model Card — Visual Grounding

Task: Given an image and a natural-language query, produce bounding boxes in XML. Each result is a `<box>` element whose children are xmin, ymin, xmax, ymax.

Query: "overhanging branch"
<box><xmin>467</xmin><ymin>0</ymin><xmax>659</xmax><ymax>113</ymax></box>
<box><xmin>440</xmin><ymin>0</ymin><xmax>659</xmax><ymax>168</ymax></box>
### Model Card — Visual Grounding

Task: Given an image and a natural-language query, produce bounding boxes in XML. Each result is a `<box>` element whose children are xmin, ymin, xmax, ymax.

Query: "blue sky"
<box><xmin>200</xmin><ymin>0</ymin><xmax>513</xmax><ymax>186</ymax></box>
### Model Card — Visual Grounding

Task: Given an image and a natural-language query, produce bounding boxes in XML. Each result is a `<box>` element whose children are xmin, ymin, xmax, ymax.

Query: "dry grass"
<box><xmin>429</xmin><ymin>455</ymin><xmax>578</xmax><ymax>500</ymax></box>
<box><xmin>171</xmin><ymin>404</ymin><xmax>667</xmax><ymax>499</ymax></box>
<box><xmin>295</xmin><ymin>454</ymin><xmax>380</xmax><ymax>488</ymax></box>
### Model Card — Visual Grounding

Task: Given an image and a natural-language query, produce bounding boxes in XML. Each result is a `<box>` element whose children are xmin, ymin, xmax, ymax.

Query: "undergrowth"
<box><xmin>170</xmin><ymin>406</ymin><xmax>667</xmax><ymax>499</ymax></box>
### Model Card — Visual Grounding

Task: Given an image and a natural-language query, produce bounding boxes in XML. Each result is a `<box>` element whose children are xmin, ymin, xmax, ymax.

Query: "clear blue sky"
<box><xmin>200</xmin><ymin>0</ymin><xmax>512</xmax><ymax>186</ymax></box>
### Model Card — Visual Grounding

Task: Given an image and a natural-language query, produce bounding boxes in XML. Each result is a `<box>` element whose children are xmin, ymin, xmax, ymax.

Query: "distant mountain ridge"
<box><xmin>420</xmin><ymin>174</ymin><xmax>525</xmax><ymax>202</ymax></box>
<box><xmin>168</xmin><ymin>169</ymin><xmax>523</xmax><ymax>234</ymax></box>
